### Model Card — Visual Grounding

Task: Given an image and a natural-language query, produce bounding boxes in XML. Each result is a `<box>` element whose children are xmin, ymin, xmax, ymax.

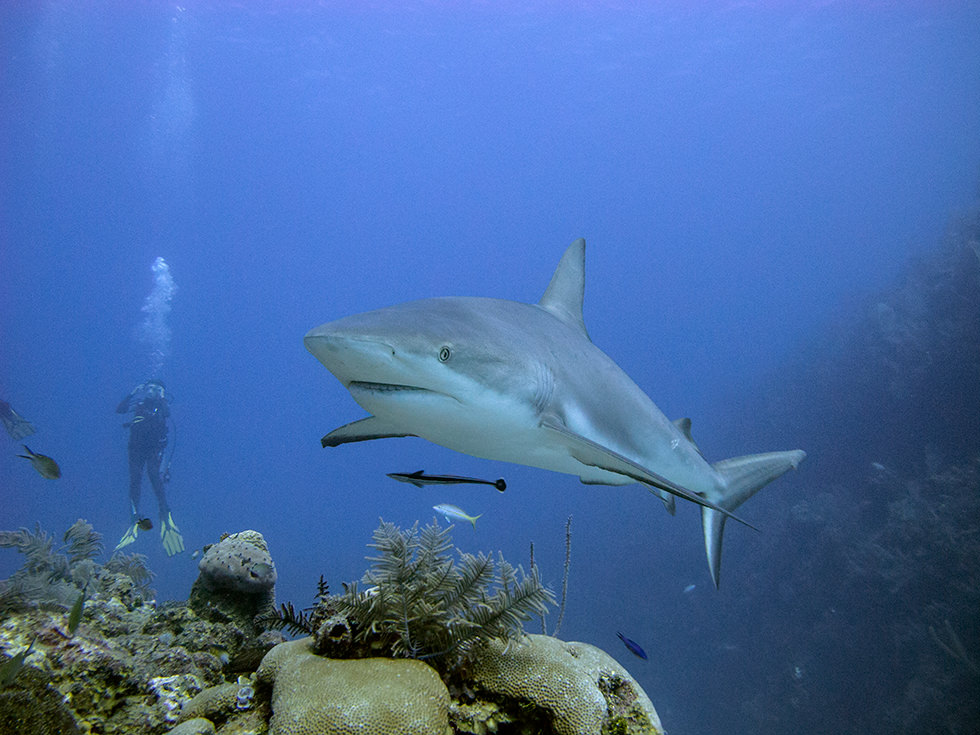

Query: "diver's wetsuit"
<box><xmin>116</xmin><ymin>389</ymin><xmax>170</xmax><ymax>518</ymax></box>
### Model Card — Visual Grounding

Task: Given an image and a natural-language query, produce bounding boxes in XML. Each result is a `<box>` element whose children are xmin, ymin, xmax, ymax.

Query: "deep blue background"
<box><xmin>2</xmin><ymin>3</ymin><xmax>979</xmax><ymax>733</ymax></box>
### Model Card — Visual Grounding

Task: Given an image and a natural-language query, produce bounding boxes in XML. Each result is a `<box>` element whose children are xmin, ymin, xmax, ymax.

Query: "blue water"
<box><xmin>2</xmin><ymin>3</ymin><xmax>979</xmax><ymax>733</ymax></box>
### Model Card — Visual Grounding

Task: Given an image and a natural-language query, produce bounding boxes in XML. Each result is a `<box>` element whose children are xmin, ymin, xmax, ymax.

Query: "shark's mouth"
<box><xmin>349</xmin><ymin>380</ymin><xmax>460</xmax><ymax>405</ymax></box>
<box><xmin>349</xmin><ymin>381</ymin><xmax>431</xmax><ymax>394</ymax></box>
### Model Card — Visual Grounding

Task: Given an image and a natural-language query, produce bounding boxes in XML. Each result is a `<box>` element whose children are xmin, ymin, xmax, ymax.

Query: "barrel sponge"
<box><xmin>465</xmin><ymin>634</ymin><xmax>663</xmax><ymax>735</ymax></box>
<box><xmin>197</xmin><ymin>530</ymin><xmax>276</xmax><ymax>593</ymax></box>
<box><xmin>256</xmin><ymin>638</ymin><xmax>451</xmax><ymax>735</ymax></box>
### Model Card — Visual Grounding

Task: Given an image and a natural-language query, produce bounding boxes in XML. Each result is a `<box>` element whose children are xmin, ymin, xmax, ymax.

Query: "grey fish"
<box><xmin>17</xmin><ymin>445</ymin><xmax>61</xmax><ymax>479</ymax></box>
<box><xmin>387</xmin><ymin>470</ymin><xmax>506</xmax><ymax>492</ymax></box>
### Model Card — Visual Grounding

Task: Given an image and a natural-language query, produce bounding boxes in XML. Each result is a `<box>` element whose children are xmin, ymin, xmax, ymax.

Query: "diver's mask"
<box><xmin>145</xmin><ymin>382</ymin><xmax>165</xmax><ymax>400</ymax></box>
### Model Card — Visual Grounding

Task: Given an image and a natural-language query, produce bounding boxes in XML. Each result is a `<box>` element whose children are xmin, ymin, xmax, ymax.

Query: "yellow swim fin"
<box><xmin>114</xmin><ymin>521</ymin><xmax>139</xmax><ymax>551</ymax></box>
<box><xmin>160</xmin><ymin>512</ymin><xmax>184</xmax><ymax>557</ymax></box>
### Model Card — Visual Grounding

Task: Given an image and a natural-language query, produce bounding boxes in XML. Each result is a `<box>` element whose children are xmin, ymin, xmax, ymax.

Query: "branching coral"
<box><xmin>336</xmin><ymin>519</ymin><xmax>555</xmax><ymax>663</ymax></box>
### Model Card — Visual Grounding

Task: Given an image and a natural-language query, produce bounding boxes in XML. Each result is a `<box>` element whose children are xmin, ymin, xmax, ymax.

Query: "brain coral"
<box><xmin>464</xmin><ymin>634</ymin><xmax>663</xmax><ymax>735</ymax></box>
<box><xmin>197</xmin><ymin>530</ymin><xmax>276</xmax><ymax>593</ymax></box>
<box><xmin>257</xmin><ymin>638</ymin><xmax>451</xmax><ymax>735</ymax></box>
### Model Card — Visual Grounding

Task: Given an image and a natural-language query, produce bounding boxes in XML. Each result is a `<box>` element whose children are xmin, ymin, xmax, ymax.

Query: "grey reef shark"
<box><xmin>305</xmin><ymin>239</ymin><xmax>805</xmax><ymax>587</ymax></box>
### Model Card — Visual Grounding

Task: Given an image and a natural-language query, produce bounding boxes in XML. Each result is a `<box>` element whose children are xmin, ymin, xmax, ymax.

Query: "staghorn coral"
<box><xmin>335</xmin><ymin>518</ymin><xmax>554</xmax><ymax>664</ymax></box>
<box><xmin>256</xmin><ymin>637</ymin><xmax>451</xmax><ymax>735</ymax></box>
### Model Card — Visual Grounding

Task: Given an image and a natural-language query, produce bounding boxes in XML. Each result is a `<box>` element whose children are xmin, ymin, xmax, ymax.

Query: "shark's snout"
<box><xmin>304</xmin><ymin>323</ymin><xmax>400</xmax><ymax>386</ymax></box>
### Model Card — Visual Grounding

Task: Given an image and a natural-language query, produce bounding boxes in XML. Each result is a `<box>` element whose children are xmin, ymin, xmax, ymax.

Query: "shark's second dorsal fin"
<box><xmin>538</xmin><ymin>238</ymin><xmax>589</xmax><ymax>339</ymax></box>
<box><xmin>672</xmin><ymin>417</ymin><xmax>703</xmax><ymax>456</ymax></box>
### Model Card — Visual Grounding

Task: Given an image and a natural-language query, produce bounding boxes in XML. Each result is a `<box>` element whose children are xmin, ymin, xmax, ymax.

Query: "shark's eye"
<box><xmin>438</xmin><ymin>346</ymin><xmax>452</xmax><ymax>362</ymax></box>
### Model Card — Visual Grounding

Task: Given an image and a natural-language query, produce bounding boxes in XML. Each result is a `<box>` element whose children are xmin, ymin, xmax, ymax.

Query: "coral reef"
<box><xmin>704</xmin><ymin>204</ymin><xmax>980</xmax><ymax>735</ymax></box>
<box><xmin>1</xmin><ymin>518</ymin><xmax>661</xmax><ymax>734</ymax></box>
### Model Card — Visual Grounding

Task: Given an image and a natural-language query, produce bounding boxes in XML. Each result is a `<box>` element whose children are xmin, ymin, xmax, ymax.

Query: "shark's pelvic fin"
<box><xmin>541</xmin><ymin>416</ymin><xmax>755</xmax><ymax>528</ymax></box>
<box><xmin>321</xmin><ymin>416</ymin><xmax>417</xmax><ymax>448</ymax></box>
<box><xmin>703</xmin><ymin>449</ymin><xmax>807</xmax><ymax>588</ymax></box>
<box><xmin>538</xmin><ymin>238</ymin><xmax>590</xmax><ymax>339</ymax></box>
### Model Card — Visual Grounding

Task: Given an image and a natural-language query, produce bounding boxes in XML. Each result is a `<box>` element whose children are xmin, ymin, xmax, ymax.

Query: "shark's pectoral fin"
<box><xmin>320</xmin><ymin>416</ymin><xmax>416</xmax><ymax>448</ymax></box>
<box><xmin>540</xmin><ymin>417</ymin><xmax>753</xmax><ymax>528</ymax></box>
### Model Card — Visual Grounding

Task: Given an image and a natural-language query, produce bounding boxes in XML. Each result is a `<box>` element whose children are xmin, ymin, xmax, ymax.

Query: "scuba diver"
<box><xmin>114</xmin><ymin>380</ymin><xmax>184</xmax><ymax>556</ymax></box>
<box><xmin>0</xmin><ymin>398</ymin><xmax>36</xmax><ymax>440</ymax></box>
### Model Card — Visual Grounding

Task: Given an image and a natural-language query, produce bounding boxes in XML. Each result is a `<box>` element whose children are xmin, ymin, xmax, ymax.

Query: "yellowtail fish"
<box><xmin>17</xmin><ymin>445</ymin><xmax>61</xmax><ymax>479</ymax></box>
<box><xmin>388</xmin><ymin>470</ymin><xmax>506</xmax><ymax>492</ymax></box>
<box><xmin>433</xmin><ymin>503</ymin><xmax>482</xmax><ymax>529</ymax></box>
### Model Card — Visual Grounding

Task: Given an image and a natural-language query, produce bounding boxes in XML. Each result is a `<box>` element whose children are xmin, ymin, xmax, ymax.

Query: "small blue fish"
<box><xmin>683</xmin><ymin>583</ymin><xmax>696</xmax><ymax>594</ymax></box>
<box><xmin>433</xmin><ymin>503</ymin><xmax>482</xmax><ymax>529</ymax></box>
<box><xmin>617</xmin><ymin>632</ymin><xmax>648</xmax><ymax>660</ymax></box>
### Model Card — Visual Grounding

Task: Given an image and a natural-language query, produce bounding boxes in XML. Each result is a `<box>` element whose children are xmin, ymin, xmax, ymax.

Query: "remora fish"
<box><xmin>17</xmin><ymin>445</ymin><xmax>61</xmax><ymax>479</ymax></box>
<box><xmin>388</xmin><ymin>469</ymin><xmax>506</xmax><ymax>492</ymax></box>
<box><xmin>617</xmin><ymin>632</ymin><xmax>648</xmax><ymax>660</ymax></box>
<box><xmin>433</xmin><ymin>503</ymin><xmax>482</xmax><ymax>528</ymax></box>
<box><xmin>305</xmin><ymin>238</ymin><xmax>805</xmax><ymax>587</ymax></box>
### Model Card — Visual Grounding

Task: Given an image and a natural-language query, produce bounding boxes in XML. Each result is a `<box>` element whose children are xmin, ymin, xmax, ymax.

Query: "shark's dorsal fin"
<box><xmin>538</xmin><ymin>238</ymin><xmax>589</xmax><ymax>339</ymax></box>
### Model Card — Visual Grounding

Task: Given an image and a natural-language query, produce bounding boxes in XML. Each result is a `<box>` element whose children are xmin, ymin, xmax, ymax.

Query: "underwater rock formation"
<box><xmin>188</xmin><ymin>530</ymin><xmax>277</xmax><ymax>637</ymax></box>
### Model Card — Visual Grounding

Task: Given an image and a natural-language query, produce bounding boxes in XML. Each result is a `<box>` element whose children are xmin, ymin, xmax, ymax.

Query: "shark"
<box><xmin>304</xmin><ymin>238</ymin><xmax>805</xmax><ymax>587</ymax></box>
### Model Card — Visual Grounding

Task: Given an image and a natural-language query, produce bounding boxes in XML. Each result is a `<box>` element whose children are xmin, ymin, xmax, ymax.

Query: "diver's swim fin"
<box><xmin>114</xmin><ymin>521</ymin><xmax>139</xmax><ymax>551</ymax></box>
<box><xmin>160</xmin><ymin>512</ymin><xmax>184</xmax><ymax>557</ymax></box>
<box><xmin>0</xmin><ymin>406</ymin><xmax>35</xmax><ymax>441</ymax></box>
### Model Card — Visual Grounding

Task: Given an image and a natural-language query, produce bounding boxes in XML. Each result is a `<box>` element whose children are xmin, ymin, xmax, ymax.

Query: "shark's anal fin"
<box><xmin>579</xmin><ymin>476</ymin><xmax>676</xmax><ymax>515</ymax></box>
<box><xmin>541</xmin><ymin>417</ymin><xmax>756</xmax><ymax>530</ymax></box>
<box><xmin>320</xmin><ymin>416</ymin><xmax>416</xmax><ymax>448</ymax></box>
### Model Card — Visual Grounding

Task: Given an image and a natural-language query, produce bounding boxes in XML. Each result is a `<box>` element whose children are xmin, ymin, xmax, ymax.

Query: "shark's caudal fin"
<box><xmin>702</xmin><ymin>449</ymin><xmax>806</xmax><ymax>588</ymax></box>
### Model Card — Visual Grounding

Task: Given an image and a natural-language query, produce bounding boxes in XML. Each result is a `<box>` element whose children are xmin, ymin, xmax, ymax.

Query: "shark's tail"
<box><xmin>702</xmin><ymin>449</ymin><xmax>806</xmax><ymax>588</ymax></box>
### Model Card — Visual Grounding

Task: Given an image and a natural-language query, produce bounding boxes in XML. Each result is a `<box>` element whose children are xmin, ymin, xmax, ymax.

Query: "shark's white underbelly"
<box><xmin>353</xmin><ymin>386</ymin><xmax>637</xmax><ymax>485</ymax></box>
